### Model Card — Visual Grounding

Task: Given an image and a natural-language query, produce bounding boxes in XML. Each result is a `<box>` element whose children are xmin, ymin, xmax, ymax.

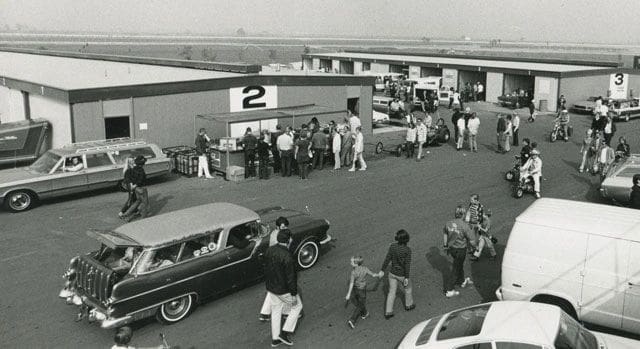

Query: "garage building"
<box><xmin>0</xmin><ymin>48</ymin><xmax>374</xmax><ymax>149</ymax></box>
<box><xmin>303</xmin><ymin>51</ymin><xmax>640</xmax><ymax>112</ymax></box>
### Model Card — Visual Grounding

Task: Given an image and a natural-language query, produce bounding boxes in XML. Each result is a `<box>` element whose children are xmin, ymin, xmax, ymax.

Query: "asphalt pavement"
<box><xmin>1</xmin><ymin>102</ymin><xmax>639</xmax><ymax>348</ymax></box>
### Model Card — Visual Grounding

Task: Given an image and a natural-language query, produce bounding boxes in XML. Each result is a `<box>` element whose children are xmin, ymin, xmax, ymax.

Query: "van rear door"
<box><xmin>622</xmin><ymin>242</ymin><xmax>640</xmax><ymax>333</ymax></box>
<box><xmin>580</xmin><ymin>235</ymin><xmax>629</xmax><ymax>329</ymax></box>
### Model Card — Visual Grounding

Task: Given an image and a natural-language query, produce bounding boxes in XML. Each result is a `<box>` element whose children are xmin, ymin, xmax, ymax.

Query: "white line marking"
<box><xmin>1</xmin><ymin>250</ymin><xmax>38</xmax><ymax>262</ymax></box>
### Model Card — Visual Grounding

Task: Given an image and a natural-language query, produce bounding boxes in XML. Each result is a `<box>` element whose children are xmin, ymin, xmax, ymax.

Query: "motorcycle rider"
<box><xmin>520</xmin><ymin>149</ymin><xmax>543</xmax><ymax>198</ymax></box>
<box><xmin>555</xmin><ymin>109</ymin><xmax>570</xmax><ymax>141</ymax></box>
<box><xmin>520</xmin><ymin>138</ymin><xmax>532</xmax><ymax>166</ymax></box>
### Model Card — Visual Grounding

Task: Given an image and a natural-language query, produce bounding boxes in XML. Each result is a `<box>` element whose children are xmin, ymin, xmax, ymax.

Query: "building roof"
<box><xmin>516</xmin><ymin>198</ymin><xmax>640</xmax><ymax>242</ymax></box>
<box><xmin>113</xmin><ymin>203</ymin><xmax>259</xmax><ymax>247</ymax></box>
<box><xmin>307</xmin><ymin>52</ymin><xmax>606</xmax><ymax>74</ymax></box>
<box><xmin>0</xmin><ymin>50</ymin><xmax>243</xmax><ymax>90</ymax></box>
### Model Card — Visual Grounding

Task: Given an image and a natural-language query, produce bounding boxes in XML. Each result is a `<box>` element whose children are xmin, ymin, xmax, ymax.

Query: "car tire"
<box><xmin>4</xmin><ymin>190</ymin><xmax>37</xmax><ymax>212</ymax></box>
<box><xmin>550</xmin><ymin>131</ymin><xmax>557</xmax><ymax>143</ymax></box>
<box><xmin>505</xmin><ymin>171</ymin><xmax>514</xmax><ymax>181</ymax></box>
<box><xmin>295</xmin><ymin>239</ymin><xmax>319</xmax><ymax>269</ymax></box>
<box><xmin>375</xmin><ymin>142</ymin><xmax>384</xmax><ymax>154</ymax></box>
<box><xmin>157</xmin><ymin>294</ymin><xmax>194</xmax><ymax>325</ymax></box>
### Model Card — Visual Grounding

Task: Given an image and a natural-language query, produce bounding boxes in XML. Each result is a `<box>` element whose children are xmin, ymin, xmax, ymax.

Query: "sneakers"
<box><xmin>384</xmin><ymin>313</ymin><xmax>394</xmax><ymax>320</ymax></box>
<box><xmin>259</xmin><ymin>314</ymin><xmax>270</xmax><ymax>322</ymax></box>
<box><xmin>405</xmin><ymin>304</ymin><xmax>416</xmax><ymax>311</ymax></box>
<box><xmin>445</xmin><ymin>290</ymin><xmax>460</xmax><ymax>298</ymax></box>
<box><xmin>358</xmin><ymin>167</ymin><xmax>367</xmax><ymax>171</ymax></box>
<box><xmin>361</xmin><ymin>312</ymin><xmax>369</xmax><ymax>320</ymax></box>
<box><xmin>535</xmin><ymin>192</ymin><xmax>541</xmax><ymax>199</ymax></box>
<box><xmin>278</xmin><ymin>332</ymin><xmax>293</xmax><ymax>346</ymax></box>
<box><xmin>347</xmin><ymin>320</ymin><xmax>355</xmax><ymax>329</ymax></box>
<box><xmin>348</xmin><ymin>168</ymin><xmax>355</xmax><ymax>172</ymax></box>
<box><xmin>461</xmin><ymin>277</ymin><xmax>474</xmax><ymax>288</ymax></box>
<box><xmin>271</xmin><ymin>339</ymin><xmax>283</xmax><ymax>347</ymax></box>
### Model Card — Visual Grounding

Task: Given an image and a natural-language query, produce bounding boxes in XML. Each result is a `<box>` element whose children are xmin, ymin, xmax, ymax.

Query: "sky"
<box><xmin>1</xmin><ymin>0</ymin><xmax>639</xmax><ymax>44</ymax></box>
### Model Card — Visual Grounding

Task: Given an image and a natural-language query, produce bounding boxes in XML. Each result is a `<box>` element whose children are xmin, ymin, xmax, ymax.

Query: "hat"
<box><xmin>134</xmin><ymin>155</ymin><xmax>147</xmax><ymax>165</ymax></box>
<box><xmin>531</xmin><ymin>149</ymin><xmax>540</xmax><ymax>155</ymax></box>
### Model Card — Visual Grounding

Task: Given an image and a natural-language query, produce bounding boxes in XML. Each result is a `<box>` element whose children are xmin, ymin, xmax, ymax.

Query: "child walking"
<box><xmin>345</xmin><ymin>256</ymin><xmax>383</xmax><ymax>329</ymax></box>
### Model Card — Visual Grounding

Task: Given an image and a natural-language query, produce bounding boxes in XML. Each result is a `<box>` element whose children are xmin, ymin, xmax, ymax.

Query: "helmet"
<box><xmin>531</xmin><ymin>149</ymin><xmax>540</xmax><ymax>155</ymax></box>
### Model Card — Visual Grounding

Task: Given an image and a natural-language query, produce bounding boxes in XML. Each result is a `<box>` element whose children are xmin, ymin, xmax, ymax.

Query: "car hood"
<box><xmin>257</xmin><ymin>206</ymin><xmax>320</xmax><ymax>227</ymax></box>
<box><xmin>596</xmin><ymin>332</ymin><xmax>640</xmax><ymax>349</ymax></box>
<box><xmin>0</xmin><ymin>167</ymin><xmax>41</xmax><ymax>186</ymax></box>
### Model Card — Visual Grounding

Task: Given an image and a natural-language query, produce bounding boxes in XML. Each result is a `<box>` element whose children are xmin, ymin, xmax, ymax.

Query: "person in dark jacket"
<box><xmin>118</xmin><ymin>157</ymin><xmax>136</xmax><ymax>218</ymax></box>
<box><xmin>451</xmin><ymin>108</ymin><xmax>462</xmax><ymax>142</ymax></box>
<box><xmin>243</xmin><ymin>128</ymin><xmax>258</xmax><ymax>178</ymax></box>
<box><xmin>630</xmin><ymin>174</ymin><xmax>640</xmax><ymax>210</ymax></box>
<box><xmin>270</xmin><ymin>125</ymin><xmax>282</xmax><ymax>174</ymax></box>
<box><xmin>381</xmin><ymin>229</ymin><xmax>414</xmax><ymax>319</ymax></box>
<box><xmin>616</xmin><ymin>136</ymin><xmax>630</xmax><ymax>160</ymax></box>
<box><xmin>257</xmin><ymin>131</ymin><xmax>271</xmax><ymax>180</ymax></box>
<box><xmin>528</xmin><ymin>99</ymin><xmax>536</xmax><ymax>122</ymax></box>
<box><xmin>263</xmin><ymin>229</ymin><xmax>302</xmax><ymax>347</ymax></box>
<box><xmin>121</xmin><ymin>155</ymin><xmax>149</xmax><ymax>222</ymax></box>
<box><xmin>496</xmin><ymin>114</ymin><xmax>507</xmax><ymax>153</ymax></box>
<box><xmin>520</xmin><ymin>138</ymin><xmax>532</xmax><ymax>166</ymax></box>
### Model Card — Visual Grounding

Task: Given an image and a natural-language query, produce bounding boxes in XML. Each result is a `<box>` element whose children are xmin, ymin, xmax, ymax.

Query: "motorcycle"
<box><xmin>513</xmin><ymin>173</ymin><xmax>537</xmax><ymax>198</ymax></box>
<box><xmin>504</xmin><ymin>155</ymin><xmax>521</xmax><ymax>181</ymax></box>
<box><xmin>549</xmin><ymin>122</ymin><xmax>573</xmax><ymax>142</ymax></box>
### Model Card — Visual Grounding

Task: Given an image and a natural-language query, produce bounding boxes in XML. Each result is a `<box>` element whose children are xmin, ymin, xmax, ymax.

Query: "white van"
<box><xmin>496</xmin><ymin>198</ymin><xmax>640</xmax><ymax>334</ymax></box>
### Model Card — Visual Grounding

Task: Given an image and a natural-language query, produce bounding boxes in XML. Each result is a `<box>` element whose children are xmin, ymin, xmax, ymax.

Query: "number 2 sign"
<box><xmin>229</xmin><ymin>85</ymin><xmax>278</xmax><ymax>112</ymax></box>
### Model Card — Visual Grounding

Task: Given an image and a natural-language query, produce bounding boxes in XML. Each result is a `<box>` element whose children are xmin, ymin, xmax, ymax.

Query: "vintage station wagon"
<box><xmin>0</xmin><ymin>138</ymin><xmax>170</xmax><ymax>212</ymax></box>
<box><xmin>59</xmin><ymin>203</ymin><xmax>332</xmax><ymax>329</ymax></box>
<box><xmin>600</xmin><ymin>154</ymin><xmax>640</xmax><ymax>206</ymax></box>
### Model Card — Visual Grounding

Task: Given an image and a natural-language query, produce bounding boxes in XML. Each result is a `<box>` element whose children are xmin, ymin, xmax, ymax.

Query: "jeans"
<box><xmin>244</xmin><ymin>149</ymin><xmax>256</xmax><ymax>178</ymax></box>
<box><xmin>340</xmin><ymin>145</ymin><xmax>353</xmax><ymax>167</ymax></box>
<box><xmin>469</xmin><ymin>134</ymin><xmax>478</xmax><ymax>151</ymax></box>
<box><xmin>579</xmin><ymin>151</ymin><xmax>591</xmax><ymax>171</ymax></box>
<box><xmin>123</xmin><ymin>186</ymin><xmax>149</xmax><ymax>220</ymax></box>
<box><xmin>280</xmin><ymin>150</ymin><xmax>293</xmax><ymax>177</ymax></box>
<box><xmin>477</xmin><ymin>235</ymin><xmax>496</xmax><ymax>257</ymax></box>
<box><xmin>298</xmin><ymin>159</ymin><xmax>309</xmax><ymax>179</ymax></box>
<box><xmin>120</xmin><ymin>188</ymin><xmax>135</xmax><ymax>215</ymax></box>
<box><xmin>312</xmin><ymin>148</ymin><xmax>325</xmax><ymax>169</ymax></box>
<box><xmin>405</xmin><ymin>141</ymin><xmax>414</xmax><ymax>158</ymax></box>
<box><xmin>512</xmin><ymin>128</ymin><xmax>519</xmax><ymax>146</ymax></box>
<box><xmin>267</xmin><ymin>292</ymin><xmax>302</xmax><ymax>340</ymax></box>
<box><xmin>385</xmin><ymin>272</ymin><xmax>413</xmax><ymax>315</ymax></box>
<box><xmin>447</xmin><ymin>247</ymin><xmax>467</xmax><ymax>291</ymax></box>
<box><xmin>258</xmin><ymin>155</ymin><xmax>269</xmax><ymax>179</ymax></box>
<box><xmin>349</xmin><ymin>288</ymin><xmax>367</xmax><ymax>323</ymax></box>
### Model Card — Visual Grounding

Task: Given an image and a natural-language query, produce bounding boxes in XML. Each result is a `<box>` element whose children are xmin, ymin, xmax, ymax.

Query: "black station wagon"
<box><xmin>59</xmin><ymin>203</ymin><xmax>331</xmax><ymax>328</ymax></box>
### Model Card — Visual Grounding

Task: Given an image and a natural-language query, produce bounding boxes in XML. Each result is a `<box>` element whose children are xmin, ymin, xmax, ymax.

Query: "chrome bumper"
<box><xmin>59</xmin><ymin>288</ymin><xmax>132</xmax><ymax>329</ymax></box>
<box><xmin>319</xmin><ymin>234</ymin><xmax>332</xmax><ymax>245</ymax></box>
<box><xmin>495</xmin><ymin>287</ymin><xmax>504</xmax><ymax>301</ymax></box>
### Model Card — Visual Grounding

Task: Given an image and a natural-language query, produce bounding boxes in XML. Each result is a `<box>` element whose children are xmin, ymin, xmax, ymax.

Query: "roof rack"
<box><xmin>62</xmin><ymin>138</ymin><xmax>147</xmax><ymax>154</ymax></box>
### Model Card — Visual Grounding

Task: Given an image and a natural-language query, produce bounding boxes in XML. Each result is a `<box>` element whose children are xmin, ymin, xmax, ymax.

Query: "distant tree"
<box><xmin>178</xmin><ymin>45</ymin><xmax>193</xmax><ymax>60</ymax></box>
<box><xmin>236</xmin><ymin>28</ymin><xmax>247</xmax><ymax>37</ymax></box>
<box><xmin>268</xmin><ymin>49</ymin><xmax>277</xmax><ymax>60</ymax></box>
<box><xmin>201</xmin><ymin>48</ymin><xmax>217</xmax><ymax>61</ymax></box>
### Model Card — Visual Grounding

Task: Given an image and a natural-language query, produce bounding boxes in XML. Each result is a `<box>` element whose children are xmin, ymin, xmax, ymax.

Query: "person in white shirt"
<box><xmin>332</xmin><ymin>128</ymin><xmax>342</xmax><ymax>170</ymax></box>
<box><xmin>503</xmin><ymin>115</ymin><xmax>513</xmax><ymax>152</ymax></box>
<box><xmin>477</xmin><ymin>82</ymin><xmax>484</xmax><ymax>100</ymax></box>
<box><xmin>65</xmin><ymin>157</ymin><xmax>84</xmax><ymax>172</ymax></box>
<box><xmin>405</xmin><ymin>122</ymin><xmax>417</xmax><ymax>159</ymax></box>
<box><xmin>416</xmin><ymin>118</ymin><xmax>428</xmax><ymax>161</ymax></box>
<box><xmin>456</xmin><ymin>116</ymin><xmax>466</xmax><ymax>150</ymax></box>
<box><xmin>349</xmin><ymin>112</ymin><xmax>361</xmax><ymax>133</ymax></box>
<box><xmin>467</xmin><ymin>112</ymin><xmax>480</xmax><ymax>152</ymax></box>
<box><xmin>424</xmin><ymin>113</ymin><xmax>433</xmax><ymax>128</ymax></box>
<box><xmin>349</xmin><ymin>127</ymin><xmax>366</xmax><ymax>171</ymax></box>
<box><xmin>511</xmin><ymin>112</ymin><xmax>520</xmax><ymax>146</ymax></box>
<box><xmin>452</xmin><ymin>90</ymin><xmax>461</xmax><ymax>109</ymax></box>
<box><xmin>276</xmin><ymin>126</ymin><xmax>295</xmax><ymax>177</ymax></box>
<box><xmin>520</xmin><ymin>149</ymin><xmax>543</xmax><ymax>198</ymax></box>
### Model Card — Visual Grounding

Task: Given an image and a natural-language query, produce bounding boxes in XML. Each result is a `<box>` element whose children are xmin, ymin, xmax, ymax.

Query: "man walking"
<box><xmin>195</xmin><ymin>128</ymin><xmax>214</xmax><ymax>179</ymax></box>
<box><xmin>349</xmin><ymin>127</ymin><xmax>366</xmax><ymax>171</ymax></box>
<box><xmin>264</xmin><ymin>229</ymin><xmax>302</xmax><ymax>347</ymax></box>
<box><xmin>416</xmin><ymin>118</ymin><xmax>427</xmax><ymax>161</ymax></box>
<box><xmin>277</xmin><ymin>126</ymin><xmax>294</xmax><ymax>177</ymax></box>
<box><xmin>467</xmin><ymin>112</ymin><xmax>480</xmax><ymax>152</ymax></box>
<box><xmin>443</xmin><ymin>206</ymin><xmax>477</xmax><ymax>297</ymax></box>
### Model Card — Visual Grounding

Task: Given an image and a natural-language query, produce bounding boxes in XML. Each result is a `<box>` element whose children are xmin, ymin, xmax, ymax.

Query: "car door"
<box><xmin>177</xmin><ymin>230</ymin><xmax>231</xmax><ymax>299</ymax></box>
<box><xmin>622</xmin><ymin>242</ymin><xmax>640</xmax><ymax>333</ymax></box>
<box><xmin>222</xmin><ymin>221</ymin><xmax>265</xmax><ymax>288</ymax></box>
<box><xmin>85</xmin><ymin>152</ymin><xmax>120</xmax><ymax>189</ymax></box>
<box><xmin>579</xmin><ymin>234</ymin><xmax>629</xmax><ymax>329</ymax></box>
<box><xmin>49</xmin><ymin>155</ymin><xmax>89</xmax><ymax>195</ymax></box>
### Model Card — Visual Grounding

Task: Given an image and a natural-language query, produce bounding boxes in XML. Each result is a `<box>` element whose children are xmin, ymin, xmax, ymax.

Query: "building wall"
<box><xmin>30</xmin><ymin>94</ymin><xmax>72</xmax><ymax>147</ymax></box>
<box><xmin>409</xmin><ymin>66</ymin><xmax>421</xmax><ymax>80</ymax></box>
<box><xmin>558</xmin><ymin>75</ymin><xmax>608</xmax><ymax>110</ymax></box>
<box><xmin>0</xmin><ymin>85</ymin><xmax>26</xmax><ymax>123</ymax></box>
<box><xmin>312</xmin><ymin>58</ymin><xmax>320</xmax><ymax>70</ymax></box>
<box><xmin>370</xmin><ymin>63</ymin><xmax>388</xmax><ymax>74</ymax></box>
<box><xmin>442</xmin><ymin>68</ymin><xmax>458</xmax><ymax>90</ymax></box>
<box><xmin>534</xmin><ymin>76</ymin><xmax>559</xmax><ymax>112</ymax></box>
<box><xmin>353</xmin><ymin>61</ymin><xmax>363</xmax><ymax>75</ymax></box>
<box><xmin>485</xmin><ymin>72</ymin><xmax>504</xmax><ymax>103</ymax></box>
<box><xmin>302</xmin><ymin>58</ymin><xmax>313</xmax><ymax>70</ymax></box>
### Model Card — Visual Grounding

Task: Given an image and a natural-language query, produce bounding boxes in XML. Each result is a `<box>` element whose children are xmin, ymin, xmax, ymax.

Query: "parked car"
<box><xmin>600</xmin><ymin>154</ymin><xmax>640</xmax><ymax>205</ymax></box>
<box><xmin>0</xmin><ymin>118</ymin><xmax>49</xmax><ymax>166</ymax></box>
<box><xmin>0</xmin><ymin>138</ymin><xmax>170</xmax><ymax>212</ymax></box>
<box><xmin>372</xmin><ymin>110</ymin><xmax>390</xmax><ymax>127</ymax></box>
<box><xmin>570</xmin><ymin>96</ymin><xmax>600</xmax><ymax>114</ymax></box>
<box><xmin>395</xmin><ymin>301</ymin><xmax>639</xmax><ymax>349</ymax></box>
<box><xmin>496</xmin><ymin>198</ymin><xmax>640</xmax><ymax>335</ymax></box>
<box><xmin>373</xmin><ymin>95</ymin><xmax>393</xmax><ymax>114</ymax></box>
<box><xmin>497</xmin><ymin>93</ymin><xmax>533</xmax><ymax>109</ymax></box>
<box><xmin>611</xmin><ymin>97</ymin><xmax>640</xmax><ymax>122</ymax></box>
<box><xmin>59</xmin><ymin>203</ymin><xmax>332</xmax><ymax>329</ymax></box>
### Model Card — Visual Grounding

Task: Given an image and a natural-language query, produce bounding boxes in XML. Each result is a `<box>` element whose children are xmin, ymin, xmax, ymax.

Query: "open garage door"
<box><xmin>458</xmin><ymin>70</ymin><xmax>487</xmax><ymax>101</ymax></box>
<box><xmin>503</xmin><ymin>74</ymin><xmax>534</xmax><ymax>98</ymax></box>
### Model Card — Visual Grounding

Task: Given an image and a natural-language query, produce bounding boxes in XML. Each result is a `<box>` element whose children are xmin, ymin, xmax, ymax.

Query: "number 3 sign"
<box><xmin>609</xmin><ymin>73</ymin><xmax>628</xmax><ymax>99</ymax></box>
<box><xmin>229</xmin><ymin>85</ymin><xmax>278</xmax><ymax>112</ymax></box>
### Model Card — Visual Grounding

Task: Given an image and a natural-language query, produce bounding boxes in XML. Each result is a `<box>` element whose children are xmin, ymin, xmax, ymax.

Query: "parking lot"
<box><xmin>2</xmin><ymin>102</ymin><xmax>639</xmax><ymax>348</ymax></box>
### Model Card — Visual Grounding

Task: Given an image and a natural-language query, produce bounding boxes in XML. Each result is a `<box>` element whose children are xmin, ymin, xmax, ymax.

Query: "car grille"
<box><xmin>75</xmin><ymin>255</ymin><xmax>116</xmax><ymax>304</ymax></box>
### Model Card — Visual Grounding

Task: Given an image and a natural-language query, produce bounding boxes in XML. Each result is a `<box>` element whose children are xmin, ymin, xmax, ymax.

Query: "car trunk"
<box><xmin>74</xmin><ymin>254</ymin><xmax>117</xmax><ymax>306</ymax></box>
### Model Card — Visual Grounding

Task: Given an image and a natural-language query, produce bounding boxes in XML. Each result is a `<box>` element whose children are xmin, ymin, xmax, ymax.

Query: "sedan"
<box><xmin>600</xmin><ymin>154</ymin><xmax>640</xmax><ymax>206</ymax></box>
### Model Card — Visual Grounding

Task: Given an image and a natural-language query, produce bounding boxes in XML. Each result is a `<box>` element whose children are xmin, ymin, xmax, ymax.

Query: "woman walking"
<box><xmin>380</xmin><ymin>229</ymin><xmax>414</xmax><ymax>319</ymax></box>
<box><xmin>579</xmin><ymin>129</ymin><xmax>595</xmax><ymax>173</ymax></box>
<box><xmin>503</xmin><ymin>115</ymin><xmax>513</xmax><ymax>152</ymax></box>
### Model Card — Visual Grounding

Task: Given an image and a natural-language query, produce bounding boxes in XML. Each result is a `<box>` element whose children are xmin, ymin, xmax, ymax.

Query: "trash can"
<box><xmin>538</xmin><ymin>100</ymin><xmax>548</xmax><ymax>112</ymax></box>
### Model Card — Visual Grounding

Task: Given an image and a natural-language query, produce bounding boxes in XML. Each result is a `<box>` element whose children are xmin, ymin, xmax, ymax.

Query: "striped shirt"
<box><xmin>381</xmin><ymin>243</ymin><xmax>412</xmax><ymax>278</ymax></box>
<box><xmin>468</xmin><ymin>203</ymin><xmax>483</xmax><ymax>224</ymax></box>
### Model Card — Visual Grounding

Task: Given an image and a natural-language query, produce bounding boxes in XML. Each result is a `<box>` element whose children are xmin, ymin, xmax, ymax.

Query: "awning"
<box><xmin>196</xmin><ymin>104</ymin><xmax>346</xmax><ymax>123</ymax></box>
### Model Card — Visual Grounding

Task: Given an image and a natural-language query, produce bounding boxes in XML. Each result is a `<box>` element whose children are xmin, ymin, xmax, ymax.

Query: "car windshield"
<box><xmin>554</xmin><ymin>312</ymin><xmax>597</xmax><ymax>349</ymax></box>
<box><xmin>436</xmin><ymin>304</ymin><xmax>490</xmax><ymax>341</ymax></box>
<box><xmin>29</xmin><ymin>151</ymin><xmax>61</xmax><ymax>173</ymax></box>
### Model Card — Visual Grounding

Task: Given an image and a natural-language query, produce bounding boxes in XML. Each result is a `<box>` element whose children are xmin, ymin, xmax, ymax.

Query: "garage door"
<box><xmin>503</xmin><ymin>74</ymin><xmax>534</xmax><ymax>97</ymax></box>
<box><xmin>458</xmin><ymin>70</ymin><xmax>487</xmax><ymax>101</ymax></box>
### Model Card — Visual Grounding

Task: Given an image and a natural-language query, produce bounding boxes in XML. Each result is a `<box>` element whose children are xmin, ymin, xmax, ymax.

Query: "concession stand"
<box><xmin>195</xmin><ymin>104</ymin><xmax>346</xmax><ymax>176</ymax></box>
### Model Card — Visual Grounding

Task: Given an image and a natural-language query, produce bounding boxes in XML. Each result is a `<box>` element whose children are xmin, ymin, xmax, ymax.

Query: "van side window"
<box><xmin>85</xmin><ymin>153</ymin><xmax>113</xmax><ymax>167</ymax></box>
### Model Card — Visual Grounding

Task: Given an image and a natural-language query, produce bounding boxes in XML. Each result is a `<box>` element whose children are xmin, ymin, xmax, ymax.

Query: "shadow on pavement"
<box><xmin>470</xmin><ymin>244</ymin><xmax>504</xmax><ymax>302</ymax></box>
<box><xmin>149</xmin><ymin>194</ymin><xmax>173</xmax><ymax>216</ymax></box>
<box><xmin>570</xmin><ymin>173</ymin><xmax>604</xmax><ymax>203</ymax></box>
<box><xmin>426</xmin><ymin>246</ymin><xmax>450</xmax><ymax>293</ymax></box>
